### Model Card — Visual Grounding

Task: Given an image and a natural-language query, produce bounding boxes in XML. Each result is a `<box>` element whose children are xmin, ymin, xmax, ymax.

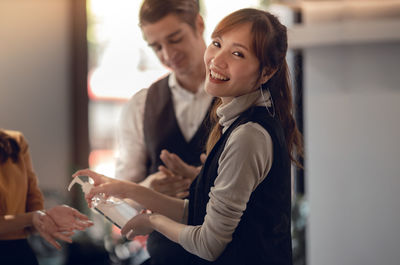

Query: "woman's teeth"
<box><xmin>210</xmin><ymin>70</ymin><xmax>229</xmax><ymax>81</ymax></box>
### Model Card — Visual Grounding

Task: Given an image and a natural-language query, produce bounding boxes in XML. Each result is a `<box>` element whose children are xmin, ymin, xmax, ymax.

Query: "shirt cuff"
<box><xmin>181</xmin><ymin>199</ymin><xmax>189</xmax><ymax>224</ymax></box>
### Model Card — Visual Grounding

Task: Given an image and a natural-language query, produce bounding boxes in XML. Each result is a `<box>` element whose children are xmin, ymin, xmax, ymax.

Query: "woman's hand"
<box><xmin>84</xmin><ymin>179</ymin><xmax>135</xmax><ymax>207</ymax></box>
<box><xmin>72</xmin><ymin>169</ymin><xmax>129</xmax><ymax>207</ymax></box>
<box><xmin>72</xmin><ymin>168</ymin><xmax>115</xmax><ymax>186</ymax></box>
<box><xmin>121</xmin><ymin>211</ymin><xmax>155</xmax><ymax>240</ymax></box>
<box><xmin>46</xmin><ymin>205</ymin><xmax>93</xmax><ymax>231</ymax></box>
<box><xmin>32</xmin><ymin>210</ymin><xmax>74</xmax><ymax>250</ymax></box>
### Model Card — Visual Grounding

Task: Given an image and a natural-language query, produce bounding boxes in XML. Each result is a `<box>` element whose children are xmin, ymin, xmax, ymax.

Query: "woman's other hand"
<box><xmin>121</xmin><ymin>211</ymin><xmax>154</xmax><ymax>240</ymax></box>
<box><xmin>32</xmin><ymin>210</ymin><xmax>74</xmax><ymax>250</ymax></box>
<box><xmin>46</xmin><ymin>205</ymin><xmax>93</xmax><ymax>231</ymax></box>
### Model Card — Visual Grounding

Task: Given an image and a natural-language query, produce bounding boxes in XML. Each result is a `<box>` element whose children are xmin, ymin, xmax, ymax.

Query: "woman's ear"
<box><xmin>261</xmin><ymin>68</ymin><xmax>277</xmax><ymax>85</ymax></box>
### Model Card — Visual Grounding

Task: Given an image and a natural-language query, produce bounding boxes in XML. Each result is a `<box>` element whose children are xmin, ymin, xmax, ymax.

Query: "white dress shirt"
<box><xmin>115</xmin><ymin>72</ymin><xmax>213</xmax><ymax>182</ymax></box>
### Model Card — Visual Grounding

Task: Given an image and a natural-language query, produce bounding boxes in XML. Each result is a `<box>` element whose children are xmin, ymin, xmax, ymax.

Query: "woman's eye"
<box><xmin>233</xmin><ymin>51</ymin><xmax>244</xmax><ymax>58</ymax></box>
<box><xmin>212</xmin><ymin>41</ymin><xmax>221</xmax><ymax>48</ymax></box>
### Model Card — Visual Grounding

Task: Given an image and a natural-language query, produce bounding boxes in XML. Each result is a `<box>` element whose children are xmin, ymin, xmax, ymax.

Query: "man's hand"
<box><xmin>159</xmin><ymin>150</ymin><xmax>203</xmax><ymax>182</ymax></box>
<box><xmin>140</xmin><ymin>150</ymin><xmax>208</xmax><ymax>198</ymax></box>
<box><xmin>140</xmin><ymin>171</ymin><xmax>191</xmax><ymax>198</ymax></box>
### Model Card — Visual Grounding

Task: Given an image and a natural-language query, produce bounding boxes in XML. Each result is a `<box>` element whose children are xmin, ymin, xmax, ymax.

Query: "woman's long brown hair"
<box><xmin>205</xmin><ymin>8</ymin><xmax>303</xmax><ymax>167</ymax></box>
<box><xmin>0</xmin><ymin>130</ymin><xmax>20</xmax><ymax>164</ymax></box>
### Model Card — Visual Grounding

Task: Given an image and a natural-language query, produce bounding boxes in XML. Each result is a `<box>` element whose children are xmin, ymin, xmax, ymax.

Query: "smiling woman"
<box><xmin>204</xmin><ymin>23</ymin><xmax>270</xmax><ymax>102</ymax></box>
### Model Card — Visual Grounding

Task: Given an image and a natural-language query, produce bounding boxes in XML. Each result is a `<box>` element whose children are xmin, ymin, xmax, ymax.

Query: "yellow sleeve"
<box><xmin>20</xmin><ymin>135</ymin><xmax>44</xmax><ymax>212</ymax></box>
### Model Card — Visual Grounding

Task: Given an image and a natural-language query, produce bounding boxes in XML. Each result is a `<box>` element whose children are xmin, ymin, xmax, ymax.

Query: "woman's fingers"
<box><xmin>51</xmin><ymin>231</ymin><xmax>73</xmax><ymax>244</ymax></box>
<box><xmin>85</xmin><ymin>181</ymin><xmax>129</xmax><ymax>206</ymax></box>
<box><xmin>40</xmin><ymin>232</ymin><xmax>62</xmax><ymax>250</ymax></box>
<box><xmin>120</xmin><ymin>213</ymin><xmax>153</xmax><ymax>239</ymax></box>
<box><xmin>125</xmin><ymin>229</ymin><xmax>136</xmax><ymax>240</ymax></box>
<box><xmin>175</xmin><ymin>191</ymin><xmax>190</xmax><ymax>199</ymax></box>
<box><xmin>72</xmin><ymin>208</ymin><xmax>90</xmax><ymax>220</ymax></box>
<box><xmin>72</xmin><ymin>169</ymin><xmax>110</xmax><ymax>185</ymax></box>
<box><xmin>121</xmin><ymin>217</ymin><xmax>135</xmax><ymax>236</ymax></box>
<box><xmin>71</xmin><ymin>220</ymin><xmax>93</xmax><ymax>231</ymax></box>
<box><xmin>46</xmin><ymin>205</ymin><xmax>93</xmax><ymax>232</ymax></box>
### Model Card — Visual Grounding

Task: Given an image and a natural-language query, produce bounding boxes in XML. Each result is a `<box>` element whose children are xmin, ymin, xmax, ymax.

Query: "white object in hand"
<box><xmin>68</xmin><ymin>177</ymin><xmax>137</xmax><ymax>228</ymax></box>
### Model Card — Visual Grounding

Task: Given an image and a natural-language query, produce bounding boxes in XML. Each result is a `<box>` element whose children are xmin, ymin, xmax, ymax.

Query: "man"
<box><xmin>115</xmin><ymin>0</ymin><xmax>213</xmax><ymax>264</ymax></box>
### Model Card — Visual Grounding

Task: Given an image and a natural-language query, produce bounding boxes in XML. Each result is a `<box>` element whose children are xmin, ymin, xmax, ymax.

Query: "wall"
<box><xmin>0</xmin><ymin>0</ymin><xmax>72</xmax><ymax>202</ymax></box>
<box><xmin>305</xmin><ymin>42</ymin><xmax>400</xmax><ymax>265</ymax></box>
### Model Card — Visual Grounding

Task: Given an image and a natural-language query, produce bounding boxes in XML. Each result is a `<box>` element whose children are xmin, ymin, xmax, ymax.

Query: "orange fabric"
<box><xmin>0</xmin><ymin>130</ymin><xmax>44</xmax><ymax>240</ymax></box>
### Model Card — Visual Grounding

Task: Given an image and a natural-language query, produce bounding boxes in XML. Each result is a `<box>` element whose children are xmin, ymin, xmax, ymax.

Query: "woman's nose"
<box><xmin>211</xmin><ymin>51</ymin><xmax>228</xmax><ymax>69</ymax></box>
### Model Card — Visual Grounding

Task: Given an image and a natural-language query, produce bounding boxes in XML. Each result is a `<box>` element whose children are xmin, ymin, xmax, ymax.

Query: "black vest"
<box><xmin>188</xmin><ymin>107</ymin><xmax>293</xmax><ymax>265</ymax></box>
<box><xmin>143</xmin><ymin>75</ymin><xmax>213</xmax><ymax>265</ymax></box>
<box><xmin>143</xmin><ymin>75</ymin><xmax>212</xmax><ymax>175</ymax></box>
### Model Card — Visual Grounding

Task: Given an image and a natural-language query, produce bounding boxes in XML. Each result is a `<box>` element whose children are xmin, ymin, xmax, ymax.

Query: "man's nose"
<box><xmin>162</xmin><ymin>45</ymin><xmax>175</xmax><ymax>61</ymax></box>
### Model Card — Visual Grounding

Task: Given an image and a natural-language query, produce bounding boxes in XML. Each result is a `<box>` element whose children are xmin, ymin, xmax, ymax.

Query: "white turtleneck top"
<box><xmin>179</xmin><ymin>89</ymin><xmax>274</xmax><ymax>261</ymax></box>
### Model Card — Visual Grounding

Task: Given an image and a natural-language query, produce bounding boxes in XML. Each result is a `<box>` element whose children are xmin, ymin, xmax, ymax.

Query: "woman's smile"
<box><xmin>204</xmin><ymin>23</ymin><xmax>262</xmax><ymax>102</ymax></box>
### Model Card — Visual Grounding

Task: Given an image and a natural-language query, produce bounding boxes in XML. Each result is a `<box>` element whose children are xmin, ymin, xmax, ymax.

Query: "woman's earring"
<box><xmin>260</xmin><ymin>86</ymin><xmax>276</xmax><ymax>118</ymax></box>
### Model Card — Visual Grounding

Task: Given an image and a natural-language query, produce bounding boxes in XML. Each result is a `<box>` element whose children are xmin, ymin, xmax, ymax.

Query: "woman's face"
<box><xmin>204</xmin><ymin>23</ymin><xmax>264</xmax><ymax>103</ymax></box>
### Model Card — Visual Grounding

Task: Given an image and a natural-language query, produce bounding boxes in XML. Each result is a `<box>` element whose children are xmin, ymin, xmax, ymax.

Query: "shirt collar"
<box><xmin>168</xmin><ymin>72</ymin><xmax>206</xmax><ymax>100</ymax></box>
<box><xmin>217</xmin><ymin>89</ymin><xmax>271</xmax><ymax>133</ymax></box>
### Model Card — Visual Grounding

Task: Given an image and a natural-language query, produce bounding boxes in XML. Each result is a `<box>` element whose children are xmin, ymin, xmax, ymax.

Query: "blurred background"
<box><xmin>1</xmin><ymin>0</ymin><xmax>400</xmax><ymax>264</ymax></box>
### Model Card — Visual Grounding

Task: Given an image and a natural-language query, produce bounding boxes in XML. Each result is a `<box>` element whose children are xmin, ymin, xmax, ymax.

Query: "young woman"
<box><xmin>74</xmin><ymin>8</ymin><xmax>303</xmax><ymax>265</ymax></box>
<box><xmin>0</xmin><ymin>129</ymin><xmax>92</xmax><ymax>264</ymax></box>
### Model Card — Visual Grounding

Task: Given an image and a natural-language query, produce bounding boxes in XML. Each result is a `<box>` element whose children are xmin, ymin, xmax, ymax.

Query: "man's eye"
<box><xmin>212</xmin><ymin>41</ymin><xmax>221</xmax><ymax>48</ymax></box>
<box><xmin>169</xmin><ymin>37</ymin><xmax>183</xmax><ymax>44</ymax></box>
<box><xmin>233</xmin><ymin>51</ymin><xmax>244</xmax><ymax>58</ymax></box>
<box><xmin>152</xmin><ymin>45</ymin><xmax>162</xmax><ymax>52</ymax></box>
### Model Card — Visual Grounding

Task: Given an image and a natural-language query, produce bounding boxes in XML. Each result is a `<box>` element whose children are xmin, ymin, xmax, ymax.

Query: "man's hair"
<box><xmin>139</xmin><ymin>0</ymin><xmax>199</xmax><ymax>30</ymax></box>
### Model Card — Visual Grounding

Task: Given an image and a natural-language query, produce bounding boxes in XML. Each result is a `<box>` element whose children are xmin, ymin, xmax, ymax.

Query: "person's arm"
<box><xmin>0</xmin><ymin>212</ymin><xmax>37</xmax><ymax>234</ymax></box>
<box><xmin>73</xmin><ymin>169</ymin><xmax>186</xmax><ymax>222</ymax></box>
<box><xmin>0</xmin><ymin>211</ymin><xmax>74</xmax><ymax>249</ymax></box>
<box><xmin>114</xmin><ymin>89</ymin><xmax>195</xmax><ymax>197</ymax></box>
<box><xmin>115</xmin><ymin>89</ymin><xmax>149</xmax><ymax>183</ymax></box>
<box><xmin>20</xmin><ymin>135</ymin><xmax>44</xmax><ymax>212</ymax></box>
<box><xmin>120</xmin><ymin>212</ymin><xmax>185</xmax><ymax>242</ymax></box>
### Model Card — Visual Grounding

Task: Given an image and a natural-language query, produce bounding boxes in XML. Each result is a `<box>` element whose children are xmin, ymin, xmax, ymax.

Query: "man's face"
<box><xmin>141</xmin><ymin>14</ymin><xmax>205</xmax><ymax>79</ymax></box>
